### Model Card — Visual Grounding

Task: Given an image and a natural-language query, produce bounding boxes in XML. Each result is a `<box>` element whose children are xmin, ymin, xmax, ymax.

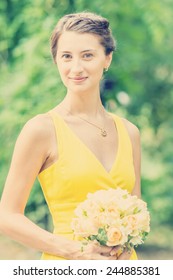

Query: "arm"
<box><xmin>122</xmin><ymin>118</ymin><xmax>141</xmax><ymax>198</ymax></box>
<box><xmin>0</xmin><ymin>114</ymin><xmax>116</xmax><ymax>260</ymax></box>
<box><xmin>114</xmin><ymin>119</ymin><xmax>141</xmax><ymax>260</ymax></box>
<box><xmin>0</xmin><ymin>115</ymin><xmax>68</xmax><ymax>257</ymax></box>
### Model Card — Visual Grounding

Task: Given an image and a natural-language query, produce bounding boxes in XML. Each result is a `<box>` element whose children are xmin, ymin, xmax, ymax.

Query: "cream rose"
<box><xmin>106</xmin><ymin>227</ymin><xmax>123</xmax><ymax>246</ymax></box>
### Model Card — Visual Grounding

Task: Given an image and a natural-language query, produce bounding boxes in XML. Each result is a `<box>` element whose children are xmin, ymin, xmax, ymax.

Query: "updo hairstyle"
<box><xmin>50</xmin><ymin>12</ymin><xmax>116</xmax><ymax>63</ymax></box>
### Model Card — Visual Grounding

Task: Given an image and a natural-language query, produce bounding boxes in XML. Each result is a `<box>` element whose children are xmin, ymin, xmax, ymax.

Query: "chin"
<box><xmin>68</xmin><ymin>85</ymin><xmax>91</xmax><ymax>94</ymax></box>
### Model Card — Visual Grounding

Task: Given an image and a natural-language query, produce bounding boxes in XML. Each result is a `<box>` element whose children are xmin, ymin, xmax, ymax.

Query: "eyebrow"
<box><xmin>81</xmin><ymin>49</ymin><xmax>96</xmax><ymax>53</ymax></box>
<box><xmin>60</xmin><ymin>49</ymin><xmax>96</xmax><ymax>53</ymax></box>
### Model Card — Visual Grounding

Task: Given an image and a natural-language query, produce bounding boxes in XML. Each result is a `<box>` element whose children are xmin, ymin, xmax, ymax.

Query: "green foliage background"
<box><xmin>0</xmin><ymin>0</ymin><xmax>173</xmax><ymax>259</ymax></box>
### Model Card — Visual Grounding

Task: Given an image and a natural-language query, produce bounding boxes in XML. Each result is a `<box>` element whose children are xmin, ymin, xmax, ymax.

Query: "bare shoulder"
<box><xmin>21</xmin><ymin>113</ymin><xmax>53</xmax><ymax>140</ymax></box>
<box><xmin>13</xmin><ymin>112</ymin><xmax>55</xmax><ymax>172</ymax></box>
<box><xmin>121</xmin><ymin>117</ymin><xmax>140</xmax><ymax>144</ymax></box>
<box><xmin>15</xmin><ymin>112</ymin><xmax>55</xmax><ymax>159</ymax></box>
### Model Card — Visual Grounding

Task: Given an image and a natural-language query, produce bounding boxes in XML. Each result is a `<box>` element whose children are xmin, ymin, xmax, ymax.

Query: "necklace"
<box><xmin>77</xmin><ymin>115</ymin><xmax>107</xmax><ymax>137</ymax></box>
<box><xmin>64</xmin><ymin>108</ymin><xmax>107</xmax><ymax>137</ymax></box>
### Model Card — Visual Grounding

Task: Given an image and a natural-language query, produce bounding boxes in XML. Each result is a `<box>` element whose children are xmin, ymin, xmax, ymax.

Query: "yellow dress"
<box><xmin>38</xmin><ymin>111</ymin><xmax>138</xmax><ymax>260</ymax></box>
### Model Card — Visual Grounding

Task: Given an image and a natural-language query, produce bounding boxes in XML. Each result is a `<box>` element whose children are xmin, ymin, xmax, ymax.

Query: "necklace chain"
<box><xmin>76</xmin><ymin>115</ymin><xmax>107</xmax><ymax>137</ymax></box>
<box><xmin>64</xmin><ymin>108</ymin><xmax>107</xmax><ymax>137</ymax></box>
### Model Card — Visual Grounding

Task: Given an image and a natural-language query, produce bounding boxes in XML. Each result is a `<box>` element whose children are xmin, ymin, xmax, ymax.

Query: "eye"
<box><xmin>83</xmin><ymin>53</ymin><xmax>94</xmax><ymax>60</ymax></box>
<box><xmin>62</xmin><ymin>53</ymin><xmax>72</xmax><ymax>60</ymax></box>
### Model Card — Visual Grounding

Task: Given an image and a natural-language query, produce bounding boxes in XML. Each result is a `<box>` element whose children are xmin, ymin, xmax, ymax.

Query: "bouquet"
<box><xmin>71</xmin><ymin>188</ymin><xmax>150</xmax><ymax>253</ymax></box>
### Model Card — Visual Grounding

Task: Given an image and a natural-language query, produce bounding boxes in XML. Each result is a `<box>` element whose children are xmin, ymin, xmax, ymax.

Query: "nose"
<box><xmin>71</xmin><ymin>59</ymin><xmax>83</xmax><ymax>75</ymax></box>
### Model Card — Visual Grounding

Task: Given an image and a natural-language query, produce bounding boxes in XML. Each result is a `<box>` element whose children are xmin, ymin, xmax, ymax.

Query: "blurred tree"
<box><xmin>0</xmin><ymin>0</ymin><xmax>173</xmax><ymax>253</ymax></box>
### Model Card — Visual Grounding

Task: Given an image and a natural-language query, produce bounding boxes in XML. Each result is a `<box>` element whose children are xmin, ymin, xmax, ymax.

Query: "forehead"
<box><xmin>57</xmin><ymin>31</ymin><xmax>103</xmax><ymax>51</ymax></box>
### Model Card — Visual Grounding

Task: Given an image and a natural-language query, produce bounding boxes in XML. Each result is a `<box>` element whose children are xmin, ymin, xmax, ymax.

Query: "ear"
<box><xmin>104</xmin><ymin>52</ymin><xmax>113</xmax><ymax>69</ymax></box>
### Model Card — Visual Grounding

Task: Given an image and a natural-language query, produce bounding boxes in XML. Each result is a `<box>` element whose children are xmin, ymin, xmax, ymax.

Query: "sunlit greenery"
<box><xmin>0</xmin><ymin>0</ymin><xmax>173</xmax><ymax>259</ymax></box>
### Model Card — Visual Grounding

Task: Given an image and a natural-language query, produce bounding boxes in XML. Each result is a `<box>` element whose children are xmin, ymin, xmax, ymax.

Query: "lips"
<box><xmin>69</xmin><ymin>77</ymin><xmax>88</xmax><ymax>82</ymax></box>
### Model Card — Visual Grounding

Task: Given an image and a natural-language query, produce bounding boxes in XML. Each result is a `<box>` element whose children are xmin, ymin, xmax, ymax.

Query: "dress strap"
<box><xmin>48</xmin><ymin>110</ymin><xmax>64</xmax><ymax>157</ymax></box>
<box><xmin>109</xmin><ymin>113</ymin><xmax>133</xmax><ymax>157</ymax></box>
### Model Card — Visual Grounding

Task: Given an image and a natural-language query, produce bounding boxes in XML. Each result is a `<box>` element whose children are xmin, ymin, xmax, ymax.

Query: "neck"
<box><xmin>61</xmin><ymin>89</ymin><xmax>105</xmax><ymax>118</ymax></box>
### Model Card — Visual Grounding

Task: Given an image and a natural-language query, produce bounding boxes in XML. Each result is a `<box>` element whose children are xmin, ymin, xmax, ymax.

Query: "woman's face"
<box><xmin>55</xmin><ymin>31</ymin><xmax>112</xmax><ymax>94</ymax></box>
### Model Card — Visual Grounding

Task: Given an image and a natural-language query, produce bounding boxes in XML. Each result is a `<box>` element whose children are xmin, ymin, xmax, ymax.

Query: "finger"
<box><xmin>97</xmin><ymin>245</ymin><xmax>112</xmax><ymax>255</ymax></box>
<box><xmin>110</xmin><ymin>246</ymin><xmax>121</xmax><ymax>256</ymax></box>
<box><xmin>118</xmin><ymin>250</ymin><xmax>132</xmax><ymax>260</ymax></box>
<box><xmin>98</xmin><ymin>254</ymin><xmax>115</xmax><ymax>260</ymax></box>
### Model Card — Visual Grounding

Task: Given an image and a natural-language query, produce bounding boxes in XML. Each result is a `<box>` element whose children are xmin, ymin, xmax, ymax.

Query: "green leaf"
<box><xmin>133</xmin><ymin>207</ymin><xmax>140</xmax><ymax>214</ymax></box>
<box><xmin>96</xmin><ymin>228</ymin><xmax>108</xmax><ymax>246</ymax></box>
<box><xmin>89</xmin><ymin>235</ymin><xmax>97</xmax><ymax>241</ymax></box>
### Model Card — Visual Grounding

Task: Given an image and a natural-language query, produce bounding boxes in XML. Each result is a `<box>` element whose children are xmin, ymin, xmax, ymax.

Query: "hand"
<box><xmin>70</xmin><ymin>240</ymin><xmax>118</xmax><ymax>260</ymax></box>
<box><xmin>117</xmin><ymin>249</ymin><xmax>132</xmax><ymax>260</ymax></box>
<box><xmin>110</xmin><ymin>246</ymin><xmax>133</xmax><ymax>260</ymax></box>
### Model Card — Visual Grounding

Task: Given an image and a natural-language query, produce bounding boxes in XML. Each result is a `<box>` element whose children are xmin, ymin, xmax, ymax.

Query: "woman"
<box><xmin>0</xmin><ymin>12</ymin><xmax>141</xmax><ymax>260</ymax></box>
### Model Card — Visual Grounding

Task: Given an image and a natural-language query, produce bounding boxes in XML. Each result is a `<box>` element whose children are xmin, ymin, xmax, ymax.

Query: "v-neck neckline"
<box><xmin>51</xmin><ymin>110</ymin><xmax>121</xmax><ymax>175</ymax></box>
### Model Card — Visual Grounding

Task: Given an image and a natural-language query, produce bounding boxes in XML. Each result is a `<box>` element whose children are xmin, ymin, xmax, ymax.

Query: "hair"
<box><xmin>50</xmin><ymin>12</ymin><xmax>116</xmax><ymax>63</ymax></box>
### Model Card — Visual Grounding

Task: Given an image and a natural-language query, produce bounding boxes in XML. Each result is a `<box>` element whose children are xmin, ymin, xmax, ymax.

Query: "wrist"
<box><xmin>49</xmin><ymin>234</ymin><xmax>80</xmax><ymax>259</ymax></box>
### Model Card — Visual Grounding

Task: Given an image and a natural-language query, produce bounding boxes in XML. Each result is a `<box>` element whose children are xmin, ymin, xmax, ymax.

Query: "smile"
<box><xmin>69</xmin><ymin>77</ymin><xmax>88</xmax><ymax>82</ymax></box>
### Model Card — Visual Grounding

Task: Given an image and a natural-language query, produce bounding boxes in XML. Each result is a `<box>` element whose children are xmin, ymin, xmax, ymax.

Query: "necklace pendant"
<box><xmin>101</xmin><ymin>129</ymin><xmax>107</xmax><ymax>137</ymax></box>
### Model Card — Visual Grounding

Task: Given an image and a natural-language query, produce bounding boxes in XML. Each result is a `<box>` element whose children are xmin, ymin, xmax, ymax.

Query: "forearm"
<box><xmin>0</xmin><ymin>213</ymin><xmax>119</xmax><ymax>260</ymax></box>
<box><xmin>0</xmin><ymin>212</ymin><xmax>72</xmax><ymax>258</ymax></box>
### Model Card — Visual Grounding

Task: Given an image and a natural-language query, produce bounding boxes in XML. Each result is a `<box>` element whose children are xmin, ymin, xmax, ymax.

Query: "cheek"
<box><xmin>57</xmin><ymin>64</ymin><xmax>69</xmax><ymax>79</ymax></box>
<box><xmin>93</xmin><ymin>60</ymin><xmax>105</xmax><ymax>74</ymax></box>
<box><xmin>56</xmin><ymin>67</ymin><xmax>68</xmax><ymax>88</ymax></box>
<box><xmin>91</xmin><ymin>64</ymin><xmax>104</xmax><ymax>79</ymax></box>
